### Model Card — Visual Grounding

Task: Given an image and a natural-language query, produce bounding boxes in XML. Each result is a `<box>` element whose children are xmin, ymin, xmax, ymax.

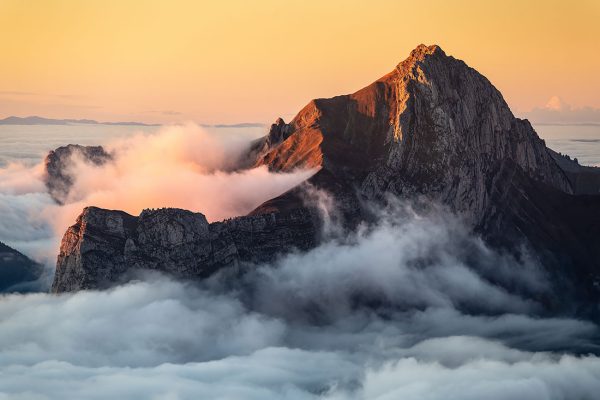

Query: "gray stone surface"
<box><xmin>51</xmin><ymin>206</ymin><xmax>317</xmax><ymax>292</ymax></box>
<box><xmin>44</xmin><ymin>144</ymin><xmax>112</xmax><ymax>204</ymax></box>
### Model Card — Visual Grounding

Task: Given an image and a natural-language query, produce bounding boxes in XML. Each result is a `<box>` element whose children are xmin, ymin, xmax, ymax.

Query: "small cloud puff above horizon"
<box><xmin>519</xmin><ymin>96</ymin><xmax>600</xmax><ymax>125</ymax></box>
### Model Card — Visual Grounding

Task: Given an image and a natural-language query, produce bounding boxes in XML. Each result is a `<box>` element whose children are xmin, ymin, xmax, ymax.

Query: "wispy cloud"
<box><xmin>0</xmin><ymin>91</ymin><xmax>37</xmax><ymax>96</ymax></box>
<box><xmin>145</xmin><ymin>109</ymin><xmax>184</xmax><ymax>116</ymax></box>
<box><xmin>0</xmin><ymin>91</ymin><xmax>87</xmax><ymax>100</ymax></box>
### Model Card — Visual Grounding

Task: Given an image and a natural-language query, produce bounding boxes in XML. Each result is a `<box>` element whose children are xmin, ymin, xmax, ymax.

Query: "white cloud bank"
<box><xmin>0</xmin><ymin>121</ymin><xmax>599</xmax><ymax>399</ymax></box>
<box><xmin>0</xmin><ymin>203</ymin><xmax>598</xmax><ymax>399</ymax></box>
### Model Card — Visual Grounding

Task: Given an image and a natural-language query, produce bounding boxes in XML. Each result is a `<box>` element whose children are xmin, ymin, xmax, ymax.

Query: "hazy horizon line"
<box><xmin>0</xmin><ymin>115</ymin><xmax>268</xmax><ymax>128</ymax></box>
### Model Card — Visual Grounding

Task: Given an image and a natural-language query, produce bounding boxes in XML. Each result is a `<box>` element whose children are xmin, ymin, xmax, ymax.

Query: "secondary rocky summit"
<box><xmin>44</xmin><ymin>144</ymin><xmax>112</xmax><ymax>204</ymax></box>
<box><xmin>51</xmin><ymin>45</ymin><xmax>600</xmax><ymax>312</ymax></box>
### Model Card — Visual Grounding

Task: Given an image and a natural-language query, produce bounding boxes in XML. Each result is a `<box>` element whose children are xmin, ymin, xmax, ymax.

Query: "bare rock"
<box><xmin>51</xmin><ymin>206</ymin><xmax>318</xmax><ymax>292</ymax></box>
<box><xmin>44</xmin><ymin>144</ymin><xmax>112</xmax><ymax>204</ymax></box>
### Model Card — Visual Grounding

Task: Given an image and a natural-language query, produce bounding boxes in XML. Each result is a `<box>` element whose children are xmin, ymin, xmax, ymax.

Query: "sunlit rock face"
<box><xmin>53</xmin><ymin>45</ymin><xmax>600</xmax><ymax>313</ymax></box>
<box><xmin>252</xmin><ymin>44</ymin><xmax>573</xmax><ymax>223</ymax></box>
<box><xmin>44</xmin><ymin>144</ymin><xmax>112</xmax><ymax>204</ymax></box>
<box><xmin>362</xmin><ymin>45</ymin><xmax>574</xmax><ymax>222</ymax></box>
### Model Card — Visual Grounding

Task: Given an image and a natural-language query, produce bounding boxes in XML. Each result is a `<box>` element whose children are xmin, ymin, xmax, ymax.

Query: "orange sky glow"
<box><xmin>0</xmin><ymin>0</ymin><xmax>598</xmax><ymax>124</ymax></box>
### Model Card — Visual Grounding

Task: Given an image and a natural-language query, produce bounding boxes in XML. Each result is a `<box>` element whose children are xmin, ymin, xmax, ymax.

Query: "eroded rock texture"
<box><xmin>52</xmin><ymin>206</ymin><xmax>318</xmax><ymax>292</ymax></box>
<box><xmin>44</xmin><ymin>144</ymin><xmax>112</xmax><ymax>204</ymax></box>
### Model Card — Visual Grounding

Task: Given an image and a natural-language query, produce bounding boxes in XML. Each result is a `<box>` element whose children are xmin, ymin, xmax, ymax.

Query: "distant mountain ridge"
<box><xmin>0</xmin><ymin>115</ymin><xmax>268</xmax><ymax>128</ymax></box>
<box><xmin>0</xmin><ymin>115</ymin><xmax>159</xmax><ymax>126</ymax></box>
<box><xmin>0</xmin><ymin>241</ymin><xmax>43</xmax><ymax>292</ymax></box>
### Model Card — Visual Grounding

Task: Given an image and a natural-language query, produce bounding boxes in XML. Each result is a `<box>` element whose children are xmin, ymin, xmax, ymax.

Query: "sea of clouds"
<box><xmin>0</xmin><ymin>206</ymin><xmax>599</xmax><ymax>398</ymax></box>
<box><xmin>0</xmin><ymin>124</ymin><xmax>599</xmax><ymax>399</ymax></box>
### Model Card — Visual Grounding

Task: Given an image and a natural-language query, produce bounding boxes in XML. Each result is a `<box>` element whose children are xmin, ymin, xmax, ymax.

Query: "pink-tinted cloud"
<box><xmin>0</xmin><ymin>123</ymin><xmax>316</xmax><ymax>261</ymax></box>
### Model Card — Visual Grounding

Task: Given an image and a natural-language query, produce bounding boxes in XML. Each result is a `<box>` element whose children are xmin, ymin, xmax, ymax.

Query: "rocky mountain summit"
<box><xmin>44</xmin><ymin>144</ymin><xmax>112</xmax><ymax>204</ymax></box>
<box><xmin>51</xmin><ymin>45</ymin><xmax>600</xmax><ymax>315</ymax></box>
<box><xmin>252</xmin><ymin>45</ymin><xmax>572</xmax><ymax>214</ymax></box>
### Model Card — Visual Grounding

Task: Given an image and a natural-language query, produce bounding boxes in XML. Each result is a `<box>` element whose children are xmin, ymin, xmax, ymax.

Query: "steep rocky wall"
<box><xmin>51</xmin><ymin>206</ymin><xmax>318</xmax><ymax>292</ymax></box>
<box><xmin>362</xmin><ymin>45</ymin><xmax>572</xmax><ymax>223</ymax></box>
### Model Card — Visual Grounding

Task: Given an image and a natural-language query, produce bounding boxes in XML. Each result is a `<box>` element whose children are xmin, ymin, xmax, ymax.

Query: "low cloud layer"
<box><xmin>1</xmin><ymin>123</ymin><xmax>599</xmax><ymax>399</ymax></box>
<box><xmin>0</xmin><ymin>202</ymin><xmax>599</xmax><ymax>399</ymax></box>
<box><xmin>0</xmin><ymin>123</ymin><xmax>314</xmax><ymax>267</ymax></box>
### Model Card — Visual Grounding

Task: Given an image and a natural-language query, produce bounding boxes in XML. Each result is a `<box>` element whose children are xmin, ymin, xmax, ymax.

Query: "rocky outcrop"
<box><xmin>44</xmin><ymin>144</ymin><xmax>112</xmax><ymax>204</ymax></box>
<box><xmin>51</xmin><ymin>206</ymin><xmax>318</xmax><ymax>292</ymax></box>
<box><xmin>53</xmin><ymin>44</ymin><xmax>600</xmax><ymax>310</ymax></box>
<box><xmin>0</xmin><ymin>242</ymin><xmax>43</xmax><ymax>292</ymax></box>
<box><xmin>548</xmin><ymin>149</ymin><xmax>600</xmax><ymax>194</ymax></box>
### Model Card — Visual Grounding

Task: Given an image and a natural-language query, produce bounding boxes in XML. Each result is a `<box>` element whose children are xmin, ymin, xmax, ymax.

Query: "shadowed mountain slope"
<box><xmin>0</xmin><ymin>242</ymin><xmax>43</xmax><ymax>292</ymax></box>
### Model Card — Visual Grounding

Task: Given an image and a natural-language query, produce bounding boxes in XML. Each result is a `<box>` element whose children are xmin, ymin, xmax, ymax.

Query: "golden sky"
<box><xmin>0</xmin><ymin>0</ymin><xmax>598</xmax><ymax>124</ymax></box>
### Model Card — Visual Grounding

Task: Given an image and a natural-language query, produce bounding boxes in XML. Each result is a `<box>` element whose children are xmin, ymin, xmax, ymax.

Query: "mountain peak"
<box><xmin>251</xmin><ymin>43</ymin><xmax>573</xmax><ymax>208</ymax></box>
<box><xmin>393</xmin><ymin>44</ymin><xmax>447</xmax><ymax>73</ymax></box>
<box><xmin>409</xmin><ymin>43</ymin><xmax>445</xmax><ymax>59</ymax></box>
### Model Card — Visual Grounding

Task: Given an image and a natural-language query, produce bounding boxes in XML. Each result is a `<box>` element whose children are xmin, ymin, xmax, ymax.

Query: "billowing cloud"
<box><xmin>0</xmin><ymin>203</ymin><xmax>598</xmax><ymax>398</ymax></box>
<box><xmin>1</xmin><ymin>121</ymin><xmax>599</xmax><ymax>399</ymax></box>
<box><xmin>0</xmin><ymin>123</ymin><xmax>315</xmax><ymax>267</ymax></box>
<box><xmin>59</xmin><ymin>123</ymin><xmax>315</xmax><ymax>222</ymax></box>
<box><xmin>359</xmin><ymin>348</ymin><xmax>600</xmax><ymax>400</ymax></box>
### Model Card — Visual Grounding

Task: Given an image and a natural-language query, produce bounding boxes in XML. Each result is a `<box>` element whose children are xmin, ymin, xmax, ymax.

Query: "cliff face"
<box><xmin>44</xmin><ymin>144</ymin><xmax>112</xmax><ymax>204</ymax></box>
<box><xmin>52</xmin><ymin>45</ymin><xmax>600</xmax><ymax>308</ymax></box>
<box><xmin>51</xmin><ymin>206</ymin><xmax>317</xmax><ymax>292</ymax></box>
<box><xmin>361</xmin><ymin>45</ymin><xmax>573</xmax><ymax>222</ymax></box>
